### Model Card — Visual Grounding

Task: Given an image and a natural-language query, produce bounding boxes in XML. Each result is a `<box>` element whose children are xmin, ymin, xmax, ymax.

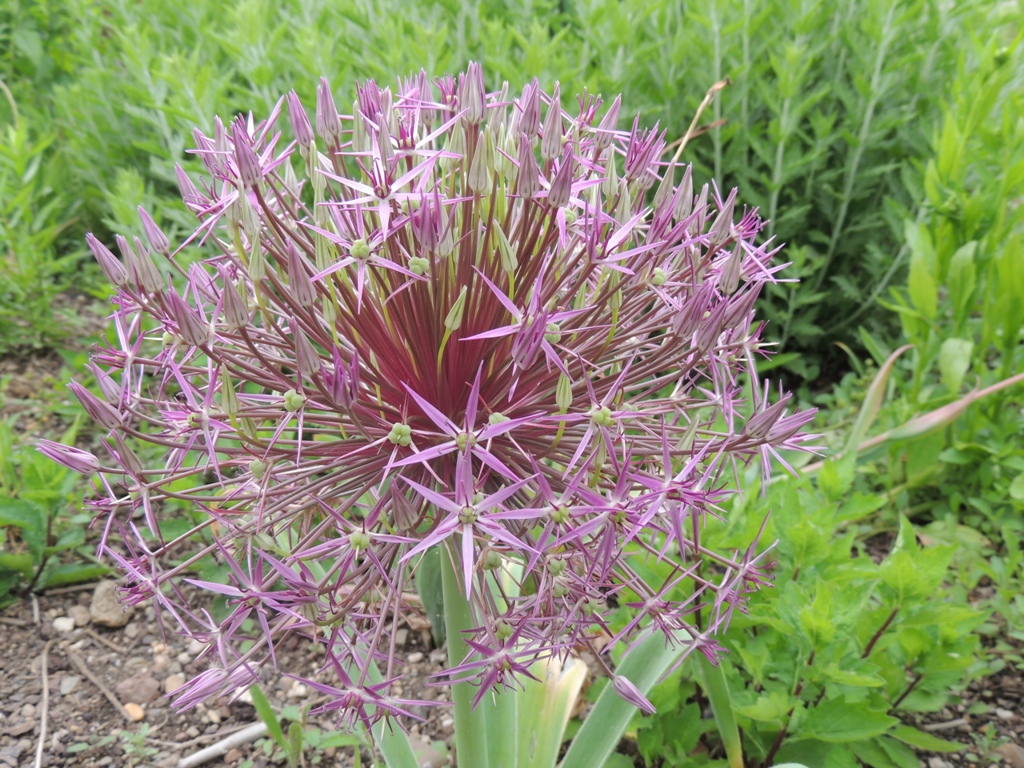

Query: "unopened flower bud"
<box><xmin>541</xmin><ymin>83</ymin><xmax>562</xmax><ymax>162</ymax></box>
<box><xmin>232</xmin><ymin>120</ymin><xmax>262</xmax><ymax>188</ymax></box>
<box><xmin>516</xmin><ymin>133</ymin><xmax>541</xmax><ymax>199</ymax></box>
<box><xmin>286</xmin><ymin>91</ymin><xmax>315</xmax><ymax>152</ymax></box>
<box><xmin>316</xmin><ymin>77</ymin><xmax>342</xmax><ymax>142</ymax></box>
<box><xmin>556</xmin><ymin>373</ymin><xmax>573</xmax><ymax>414</ymax></box>
<box><xmin>86</xmin><ymin>233</ymin><xmax>128</xmax><ymax>287</ymax></box>
<box><xmin>612</xmin><ymin>675</ymin><xmax>656</xmax><ymax>715</ymax></box>
<box><xmin>37</xmin><ymin>440</ymin><xmax>101</xmax><ymax>475</ymax></box>
<box><xmin>547</xmin><ymin>147</ymin><xmax>574</xmax><ymax>209</ymax></box>
<box><xmin>138</xmin><ymin>206</ymin><xmax>170</xmax><ymax>257</ymax></box>
<box><xmin>459</xmin><ymin>61</ymin><xmax>486</xmax><ymax>125</ymax></box>
<box><xmin>444</xmin><ymin>285</ymin><xmax>469</xmax><ymax>331</ymax></box>
<box><xmin>593</xmin><ymin>94</ymin><xmax>621</xmax><ymax>151</ymax></box>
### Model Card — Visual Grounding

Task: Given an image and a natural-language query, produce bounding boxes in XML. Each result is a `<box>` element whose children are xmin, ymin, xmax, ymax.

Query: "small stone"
<box><xmin>225</xmin><ymin>749</ymin><xmax>242</xmax><ymax>763</ymax></box>
<box><xmin>90</xmin><ymin>581</ymin><xmax>133</xmax><ymax>627</ymax></box>
<box><xmin>59</xmin><ymin>676</ymin><xmax>80</xmax><ymax>696</ymax></box>
<box><xmin>207</xmin><ymin>709</ymin><xmax>221</xmax><ymax>725</ymax></box>
<box><xmin>187</xmin><ymin>639</ymin><xmax>205</xmax><ymax>655</ymax></box>
<box><xmin>168</xmin><ymin>661</ymin><xmax>183</xmax><ymax>675</ymax></box>
<box><xmin>186</xmin><ymin>726</ymin><xmax>200</xmax><ymax>738</ymax></box>
<box><xmin>152</xmin><ymin>654</ymin><xmax>170</xmax><ymax>673</ymax></box>
<box><xmin>124</xmin><ymin>622</ymin><xmax>141</xmax><ymax>639</ymax></box>
<box><xmin>286</xmin><ymin>683</ymin><xmax>308</xmax><ymax>699</ymax></box>
<box><xmin>20</xmin><ymin>704</ymin><xmax>35</xmax><ymax>718</ymax></box>
<box><xmin>123</xmin><ymin>703</ymin><xmax>145</xmax><ymax>722</ymax></box>
<box><xmin>52</xmin><ymin>617</ymin><xmax>76</xmax><ymax>634</ymax></box>
<box><xmin>164</xmin><ymin>674</ymin><xmax>186</xmax><ymax>694</ymax></box>
<box><xmin>115</xmin><ymin>673</ymin><xmax>161</xmax><ymax>705</ymax></box>
<box><xmin>69</xmin><ymin>605</ymin><xmax>91</xmax><ymax>627</ymax></box>
<box><xmin>440</xmin><ymin>717</ymin><xmax>454</xmax><ymax>730</ymax></box>
<box><xmin>927</xmin><ymin>759</ymin><xmax>951</xmax><ymax>768</ymax></box>
<box><xmin>995</xmin><ymin>707</ymin><xmax>1016</xmax><ymax>721</ymax></box>
<box><xmin>6</xmin><ymin>721</ymin><xmax>34</xmax><ymax>737</ymax></box>
<box><xmin>996</xmin><ymin>744</ymin><xmax>1024</xmax><ymax>768</ymax></box>
<box><xmin>407</xmin><ymin>652</ymin><xmax>424</xmax><ymax>664</ymax></box>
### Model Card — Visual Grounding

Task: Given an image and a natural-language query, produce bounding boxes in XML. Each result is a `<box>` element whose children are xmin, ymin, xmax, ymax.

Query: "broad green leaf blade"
<box><xmin>888</xmin><ymin>725</ymin><xmax>963</xmax><ymax>753</ymax></box>
<box><xmin>560</xmin><ymin>634</ymin><xmax>681</xmax><ymax>768</ymax></box>
<box><xmin>699</xmin><ymin>658</ymin><xmax>743</xmax><ymax>768</ymax></box>
<box><xmin>799</xmin><ymin>697</ymin><xmax>898</xmax><ymax>743</ymax></box>
<box><xmin>517</xmin><ymin>656</ymin><xmax>587</xmax><ymax>768</ymax></box>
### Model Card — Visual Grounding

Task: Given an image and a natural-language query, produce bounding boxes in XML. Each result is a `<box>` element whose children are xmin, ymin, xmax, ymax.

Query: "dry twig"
<box><xmin>65</xmin><ymin>646</ymin><xmax>134</xmax><ymax>722</ymax></box>
<box><xmin>176</xmin><ymin>722</ymin><xmax>268</xmax><ymax>768</ymax></box>
<box><xmin>86</xmin><ymin>627</ymin><xmax>126</xmax><ymax>654</ymax></box>
<box><xmin>34</xmin><ymin>640</ymin><xmax>54</xmax><ymax>768</ymax></box>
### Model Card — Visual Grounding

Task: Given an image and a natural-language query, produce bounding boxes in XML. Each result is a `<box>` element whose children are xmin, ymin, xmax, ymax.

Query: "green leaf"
<box><xmin>799</xmin><ymin>697</ymin><xmax>898</xmax><ymax>743</ymax></box>
<box><xmin>888</xmin><ymin>725</ymin><xmax>963</xmax><ymax>753</ymax></box>
<box><xmin>317</xmin><ymin>732</ymin><xmax>364</xmax><ymax>749</ymax></box>
<box><xmin>249</xmin><ymin>685</ymin><xmax>286</xmax><ymax>750</ymax></box>
<box><xmin>946</xmin><ymin>242</ymin><xmax>977</xmax><ymax>322</ymax></box>
<box><xmin>734</xmin><ymin>690</ymin><xmax>795</xmax><ymax>724</ymax></box>
<box><xmin>938</xmin><ymin>338</ymin><xmax>973</xmax><ymax>394</ymax></box>
<box><xmin>287</xmin><ymin>722</ymin><xmax>304</xmax><ymax>767</ymax></box>
<box><xmin>561</xmin><ymin>634</ymin><xmax>682</xmax><ymax>768</ymax></box>
<box><xmin>38</xmin><ymin>563</ymin><xmax>110</xmax><ymax>590</ymax></box>
<box><xmin>601</xmin><ymin>755</ymin><xmax>635</xmax><ymax>768</ymax></box>
<box><xmin>415</xmin><ymin>547</ymin><xmax>445</xmax><ymax>647</ymax></box>
<box><xmin>818</xmin><ymin>664</ymin><xmax>885</xmax><ymax>688</ymax></box>
<box><xmin>1009</xmin><ymin>472</ymin><xmax>1024</xmax><ymax>502</ymax></box>
<box><xmin>907</xmin><ymin>242</ymin><xmax>937</xmax><ymax>321</ymax></box>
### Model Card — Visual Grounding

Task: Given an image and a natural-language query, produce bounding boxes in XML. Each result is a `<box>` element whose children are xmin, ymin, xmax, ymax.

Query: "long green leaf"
<box><xmin>440</xmin><ymin>543</ymin><xmax>490</xmax><ymax>768</ymax></box>
<box><xmin>560</xmin><ymin>634</ymin><xmax>682</xmax><ymax>768</ymax></box>
<box><xmin>250</xmin><ymin>684</ymin><xmax>286</xmax><ymax>749</ymax></box>
<box><xmin>699</xmin><ymin>657</ymin><xmax>743</xmax><ymax>768</ymax></box>
<box><xmin>517</xmin><ymin>656</ymin><xmax>587</xmax><ymax>768</ymax></box>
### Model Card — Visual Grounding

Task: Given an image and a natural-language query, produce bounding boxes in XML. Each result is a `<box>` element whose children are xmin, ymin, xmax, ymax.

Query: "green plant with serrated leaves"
<box><xmin>0</xmin><ymin>419</ymin><xmax>107</xmax><ymax>605</ymax></box>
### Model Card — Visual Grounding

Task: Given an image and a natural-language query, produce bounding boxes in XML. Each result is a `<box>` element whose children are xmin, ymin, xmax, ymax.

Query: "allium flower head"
<box><xmin>59</xmin><ymin>64</ymin><xmax>816</xmax><ymax>723</ymax></box>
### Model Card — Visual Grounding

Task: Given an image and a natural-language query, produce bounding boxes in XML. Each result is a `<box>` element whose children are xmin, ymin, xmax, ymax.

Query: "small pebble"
<box><xmin>186</xmin><ymin>726</ymin><xmax>200</xmax><ymax>738</ymax></box>
<box><xmin>69</xmin><ymin>605</ymin><xmax>91</xmax><ymax>627</ymax></box>
<box><xmin>207</xmin><ymin>709</ymin><xmax>221</xmax><ymax>725</ymax></box>
<box><xmin>164</xmin><ymin>674</ymin><xmax>186</xmax><ymax>694</ymax></box>
<box><xmin>225</xmin><ymin>748</ymin><xmax>242</xmax><ymax>763</ymax></box>
<box><xmin>123</xmin><ymin>703</ymin><xmax>145</xmax><ymax>722</ymax></box>
<box><xmin>21</xmin><ymin>704</ymin><xmax>35</xmax><ymax>718</ymax></box>
<box><xmin>187</xmin><ymin>639</ymin><xmax>205</xmax><ymax>655</ymax></box>
<box><xmin>124</xmin><ymin>622</ymin><xmax>141</xmax><ymax>639</ymax></box>
<box><xmin>286</xmin><ymin>683</ymin><xmax>308</xmax><ymax>699</ymax></box>
<box><xmin>995</xmin><ymin>707</ymin><xmax>1016</xmax><ymax>721</ymax></box>
<box><xmin>53</xmin><ymin>617</ymin><xmax>76</xmax><ymax>634</ymax></box>
<box><xmin>407</xmin><ymin>652</ymin><xmax>424</xmax><ymax>664</ymax></box>
<box><xmin>152</xmin><ymin>654</ymin><xmax>170</xmax><ymax>673</ymax></box>
<box><xmin>59</xmin><ymin>676</ymin><xmax>81</xmax><ymax>696</ymax></box>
